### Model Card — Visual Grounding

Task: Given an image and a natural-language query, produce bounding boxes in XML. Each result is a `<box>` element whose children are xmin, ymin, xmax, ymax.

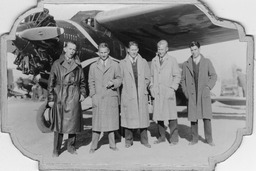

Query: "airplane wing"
<box><xmin>95</xmin><ymin>4</ymin><xmax>239</xmax><ymax>60</ymax></box>
<box><xmin>212</xmin><ymin>96</ymin><xmax>246</xmax><ymax>106</ymax></box>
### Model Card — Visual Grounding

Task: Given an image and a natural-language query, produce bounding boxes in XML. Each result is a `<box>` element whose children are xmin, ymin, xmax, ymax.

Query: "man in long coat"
<box><xmin>119</xmin><ymin>41</ymin><xmax>151</xmax><ymax>148</ymax></box>
<box><xmin>88</xmin><ymin>43</ymin><xmax>122</xmax><ymax>153</ymax></box>
<box><xmin>48</xmin><ymin>41</ymin><xmax>86</xmax><ymax>157</ymax></box>
<box><xmin>150</xmin><ymin>40</ymin><xmax>181</xmax><ymax>145</ymax></box>
<box><xmin>181</xmin><ymin>41</ymin><xmax>217</xmax><ymax>146</ymax></box>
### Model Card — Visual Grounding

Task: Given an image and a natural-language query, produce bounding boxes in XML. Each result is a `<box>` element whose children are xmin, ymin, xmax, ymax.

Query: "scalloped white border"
<box><xmin>0</xmin><ymin>0</ymin><xmax>254</xmax><ymax>170</ymax></box>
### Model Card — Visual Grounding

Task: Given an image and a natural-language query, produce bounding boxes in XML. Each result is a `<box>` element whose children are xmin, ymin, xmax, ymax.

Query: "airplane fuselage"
<box><xmin>55</xmin><ymin>19</ymin><xmax>126</xmax><ymax>67</ymax></box>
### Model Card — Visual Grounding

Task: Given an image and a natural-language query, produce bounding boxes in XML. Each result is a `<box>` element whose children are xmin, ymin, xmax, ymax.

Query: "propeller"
<box><xmin>18</xmin><ymin>27</ymin><xmax>64</xmax><ymax>41</ymax></box>
<box><xmin>11</xmin><ymin>8</ymin><xmax>63</xmax><ymax>76</ymax></box>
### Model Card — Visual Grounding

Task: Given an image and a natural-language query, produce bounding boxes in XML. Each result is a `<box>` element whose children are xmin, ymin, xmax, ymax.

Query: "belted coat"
<box><xmin>48</xmin><ymin>54</ymin><xmax>86</xmax><ymax>134</ymax></box>
<box><xmin>88</xmin><ymin>57</ymin><xmax>122</xmax><ymax>132</ymax></box>
<box><xmin>150</xmin><ymin>54</ymin><xmax>181</xmax><ymax>121</ymax></box>
<box><xmin>181</xmin><ymin>55</ymin><xmax>217</xmax><ymax>122</ymax></box>
<box><xmin>119</xmin><ymin>54</ymin><xmax>151</xmax><ymax>129</ymax></box>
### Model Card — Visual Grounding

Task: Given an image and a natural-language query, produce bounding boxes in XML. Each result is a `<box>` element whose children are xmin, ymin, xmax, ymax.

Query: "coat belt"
<box><xmin>56</xmin><ymin>82</ymin><xmax>79</xmax><ymax>86</ymax></box>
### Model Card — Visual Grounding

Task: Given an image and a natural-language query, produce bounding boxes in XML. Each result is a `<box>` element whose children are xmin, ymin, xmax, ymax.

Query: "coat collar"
<box><xmin>185</xmin><ymin>54</ymin><xmax>206</xmax><ymax>76</ymax></box>
<box><xmin>96</xmin><ymin>56</ymin><xmax>113</xmax><ymax>73</ymax></box>
<box><xmin>59</xmin><ymin>54</ymin><xmax>81</xmax><ymax>65</ymax></box>
<box><xmin>59</xmin><ymin>54</ymin><xmax>81</xmax><ymax>75</ymax></box>
<box><xmin>124</xmin><ymin>54</ymin><xmax>143</xmax><ymax>79</ymax></box>
<box><xmin>153</xmin><ymin>53</ymin><xmax>170</xmax><ymax>69</ymax></box>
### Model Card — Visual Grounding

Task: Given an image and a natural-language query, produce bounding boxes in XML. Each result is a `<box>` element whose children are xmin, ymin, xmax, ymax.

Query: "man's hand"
<box><xmin>106</xmin><ymin>80</ymin><xmax>114</xmax><ymax>89</ymax></box>
<box><xmin>48</xmin><ymin>102</ymin><xmax>54</xmax><ymax>108</ymax></box>
<box><xmin>169</xmin><ymin>88</ymin><xmax>175</xmax><ymax>98</ymax></box>
<box><xmin>79</xmin><ymin>95</ymin><xmax>85</xmax><ymax>102</ymax></box>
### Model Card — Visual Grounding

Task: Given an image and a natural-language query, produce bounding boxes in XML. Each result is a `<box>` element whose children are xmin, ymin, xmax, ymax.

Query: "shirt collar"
<box><xmin>100</xmin><ymin>57</ymin><xmax>108</xmax><ymax>65</ymax></box>
<box><xmin>129</xmin><ymin>55</ymin><xmax>138</xmax><ymax>63</ymax></box>
<box><xmin>193</xmin><ymin>54</ymin><xmax>201</xmax><ymax>64</ymax></box>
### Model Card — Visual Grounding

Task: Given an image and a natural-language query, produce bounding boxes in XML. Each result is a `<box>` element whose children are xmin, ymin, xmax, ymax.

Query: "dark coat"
<box><xmin>181</xmin><ymin>55</ymin><xmax>217</xmax><ymax>122</ymax></box>
<box><xmin>88</xmin><ymin>57</ymin><xmax>122</xmax><ymax>132</ymax></box>
<box><xmin>48</xmin><ymin>54</ymin><xmax>86</xmax><ymax>134</ymax></box>
<box><xmin>119</xmin><ymin>54</ymin><xmax>151</xmax><ymax>129</ymax></box>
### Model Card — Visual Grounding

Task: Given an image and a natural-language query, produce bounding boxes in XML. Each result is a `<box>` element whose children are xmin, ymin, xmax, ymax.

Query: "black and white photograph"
<box><xmin>0</xmin><ymin>0</ymin><xmax>254</xmax><ymax>171</ymax></box>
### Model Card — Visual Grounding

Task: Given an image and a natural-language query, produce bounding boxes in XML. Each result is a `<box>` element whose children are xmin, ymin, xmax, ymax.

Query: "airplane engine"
<box><xmin>12</xmin><ymin>8</ymin><xmax>63</xmax><ymax>76</ymax></box>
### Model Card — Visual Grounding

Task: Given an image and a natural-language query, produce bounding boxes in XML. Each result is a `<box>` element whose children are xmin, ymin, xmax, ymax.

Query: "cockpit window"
<box><xmin>84</xmin><ymin>18</ymin><xmax>94</xmax><ymax>27</ymax></box>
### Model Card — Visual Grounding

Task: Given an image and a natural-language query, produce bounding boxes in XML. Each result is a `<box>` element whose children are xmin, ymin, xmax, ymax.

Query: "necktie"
<box><xmin>103</xmin><ymin>61</ymin><xmax>105</xmax><ymax>70</ymax></box>
<box><xmin>160</xmin><ymin>57</ymin><xmax>163</xmax><ymax>65</ymax></box>
<box><xmin>132</xmin><ymin>59</ymin><xmax>136</xmax><ymax>65</ymax></box>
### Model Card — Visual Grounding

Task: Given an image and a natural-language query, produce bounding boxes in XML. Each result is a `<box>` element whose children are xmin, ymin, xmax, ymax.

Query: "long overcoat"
<box><xmin>48</xmin><ymin>54</ymin><xmax>86</xmax><ymax>134</ymax></box>
<box><xmin>181</xmin><ymin>55</ymin><xmax>217</xmax><ymax>122</ymax></box>
<box><xmin>150</xmin><ymin>54</ymin><xmax>181</xmax><ymax>121</ymax></box>
<box><xmin>88</xmin><ymin>57</ymin><xmax>122</xmax><ymax>132</ymax></box>
<box><xmin>119</xmin><ymin>54</ymin><xmax>151</xmax><ymax>129</ymax></box>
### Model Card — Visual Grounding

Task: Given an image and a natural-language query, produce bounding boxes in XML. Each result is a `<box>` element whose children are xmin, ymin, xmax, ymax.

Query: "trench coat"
<box><xmin>119</xmin><ymin>54</ymin><xmax>151</xmax><ymax>129</ymax></box>
<box><xmin>181</xmin><ymin>55</ymin><xmax>217</xmax><ymax>122</ymax></box>
<box><xmin>48</xmin><ymin>54</ymin><xmax>86</xmax><ymax>134</ymax></box>
<box><xmin>88</xmin><ymin>57</ymin><xmax>122</xmax><ymax>132</ymax></box>
<box><xmin>150</xmin><ymin>54</ymin><xmax>181</xmax><ymax>121</ymax></box>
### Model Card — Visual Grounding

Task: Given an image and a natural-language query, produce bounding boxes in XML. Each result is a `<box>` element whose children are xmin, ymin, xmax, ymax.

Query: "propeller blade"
<box><xmin>19</xmin><ymin>27</ymin><xmax>64</xmax><ymax>41</ymax></box>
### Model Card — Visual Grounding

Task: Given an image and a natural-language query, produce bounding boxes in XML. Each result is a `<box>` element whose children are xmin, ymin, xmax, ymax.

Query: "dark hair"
<box><xmin>128</xmin><ymin>41</ymin><xmax>139</xmax><ymax>48</ymax></box>
<box><xmin>64</xmin><ymin>41</ymin><xmax>77</xmax><ymax>48</ymax></box>
<box><xmin>189</xmin><ymin>41</ymin><xmax>200</xmax><ymax>48</ymax></box>
<box><xmin>98</xmin><ymin>42</ymin><xmax>109</xmax><ymax>50</ymax></box>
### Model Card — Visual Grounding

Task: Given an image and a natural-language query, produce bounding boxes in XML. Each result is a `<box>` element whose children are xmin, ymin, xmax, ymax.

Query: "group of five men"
<box><xmin>47</xmin><ymin>39</ymin><xmax>217</xmax><ymax>157</ymax></box>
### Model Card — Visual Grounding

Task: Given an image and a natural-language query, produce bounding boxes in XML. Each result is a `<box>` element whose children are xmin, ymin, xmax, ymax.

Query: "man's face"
<box><xmin>190</xmin><ymin>45</ymin><xmax>200</xmax><ymax>58</ymax></box>
<box><xmin>98</xmin><ymin>47</ymin><xmax>110</xmax><ymax>61</ymax></box>
<box><xmin>64</xmin><ymin>43</ymin><xmax>76</xmax><ymax>59</ymax></box>
<box><xmin>128</xmin><ymin>45</ymin><xmax>139</xmax><ymax>58</ymax></box>
<box><xmin>157</xmin><ymin>44</ymin><xmax>168</xmax><ymax>58</ymax></box>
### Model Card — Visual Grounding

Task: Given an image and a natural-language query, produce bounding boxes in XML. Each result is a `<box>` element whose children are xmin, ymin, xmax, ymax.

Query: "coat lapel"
<box><xmin>61</xmin><ymin>55</ymin><xmax>80</xmax><ymax>76</ymax></box>
<box><xmin>186</xmin><ymin>57</ymin><xmax>194</xmax><ymax>76</ymax></box>
<box><xmin>160</xmin><ymin>54</ymin><xmax>169</xmax><ymax>69</ymax></box>
<box><xmin>104</xmin><ymin>57</ymin><xmax>112</xmax><ymax>73</ymax></box>
<box><xmin>96</xmin><ymin>58</ymin><xmax>104</xmax><ymax>73</ymax></box>
<box><xmin>198</xmin><ymin>55</ymin><xmax>206</xmax><ymax>86</ymax></box>
<box><xmin>124</xmin><ymin>55</ymin><xmax>134</xmax><ymax>80</ymax></box>
<box><xmin>153</xmin><ymin>57</ymin><xmax>160</xmax><ymax>71</ymax></box>
<box><xmin>137</xmin><ymin>54</ymin><xmax>143</xmax><ymax>80</ymax></box>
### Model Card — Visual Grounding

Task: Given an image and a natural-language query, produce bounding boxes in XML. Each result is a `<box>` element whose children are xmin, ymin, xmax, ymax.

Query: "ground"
<box><xmin>4</xmin><ymin>97</ymin><xmax>246</xmax><ymax>170</ymax></box>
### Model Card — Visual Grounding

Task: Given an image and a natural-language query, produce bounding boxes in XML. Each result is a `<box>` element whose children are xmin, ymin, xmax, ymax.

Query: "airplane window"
<box><xmin>85</xmin><ymin>18</ymin><xmax>95</xmax><ymax>27</ymax></box>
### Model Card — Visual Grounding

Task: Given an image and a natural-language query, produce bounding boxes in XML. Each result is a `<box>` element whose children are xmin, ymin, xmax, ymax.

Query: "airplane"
<box><xmin>8</xmin><ymin>3</ymin><xmax>244</xmax><ymax>106</ymax></box>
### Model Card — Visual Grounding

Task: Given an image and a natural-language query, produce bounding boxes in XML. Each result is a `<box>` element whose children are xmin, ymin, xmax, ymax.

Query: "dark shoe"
<box><xmin>52</xmin><ymin>151</ymin><xmax>59</xmax><ymax>157</ymax></box>
<box><xmin>110</xmin><ymin>146</ymin><xmax>119</xmax><ymax>151</ymax></box>
<box><xmin>169</xmin><ymin>142</ymin><xmax>178</xmax><ymax>146</ymax></box>
<box><xmin>208</xmin><ymin>142</ymin><xmax>215</xmax><ymax>146</ymax></box>
<box><xmin>189</xmin><ymin>141</ymin><xmax>198</xmax><ymax>145</ymax></box>
<box><xmin>67</xmin><ymin>146</ymin><xmax>77</xmax><ymax>155</ymax></box>
<box><xmin>125</xmin><ymin>142</ymin><xmax>133</xmax><ymax>148</ymax></box>
<box><xmin>154</xmin><ymin>138</ymin><xmax>166</xmax><ymax>144</ymax></box>
<box><xmin>142</xmin><ymin>143</ymin><xmax>151</xmax><ymax>148</ymax></box>
<box><xmin>89</xmin><ymin>149</ymin><xmax>96</xmax><ymax>154</ymax></box>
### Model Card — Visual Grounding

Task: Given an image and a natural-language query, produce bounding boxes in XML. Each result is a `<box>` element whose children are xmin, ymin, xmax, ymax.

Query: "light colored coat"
<box><xmin>119</xmin><ymin>54</ymin><xmax>151</xmax><ymax>129</ymax></box>
<box><xmin>181</xmin><ymin>55</ymin><xmax>217</xmax><ymax>122</ymax></box>
<box><xmin>150</xmin><ymin>53</ymin><xmax>181</xmax><ymax>121</ymax></box>
<box><xmin>89</xmin><ymin>57</ymin><xmax>122</xmax><ymax>132</ymax></box>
